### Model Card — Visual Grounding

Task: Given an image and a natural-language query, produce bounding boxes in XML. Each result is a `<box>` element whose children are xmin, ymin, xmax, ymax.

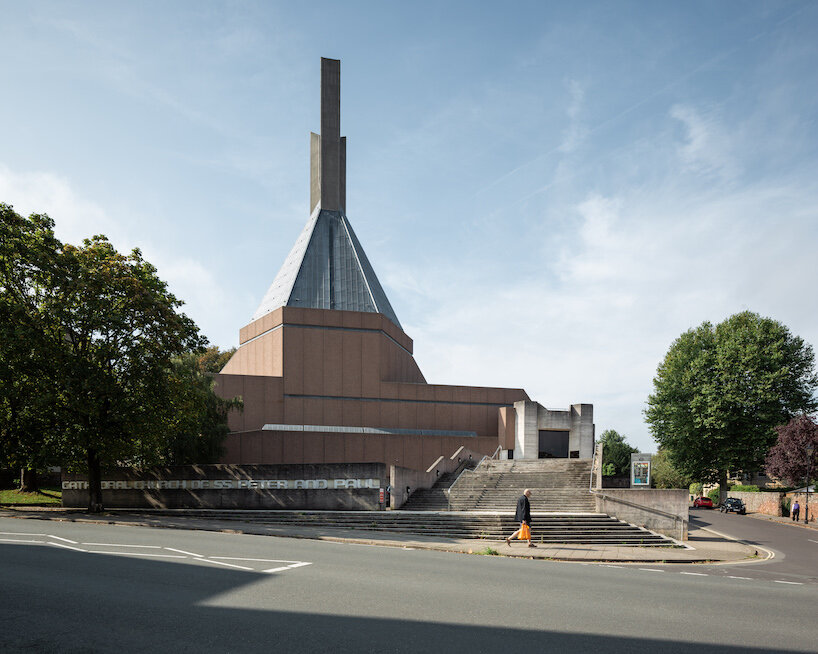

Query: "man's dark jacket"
<box><xmin>515</xmin><ymin>494</ymin><xmax>531</xmax><ymax>524</ymax></box>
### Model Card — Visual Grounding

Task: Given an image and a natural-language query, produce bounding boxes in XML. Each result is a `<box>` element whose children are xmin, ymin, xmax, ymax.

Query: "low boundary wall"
<box><xmin>728</xmin><ymin>491</ymin><xmax>784</xmax><ymax>516</ymax></box>
<box><xmin>594</xmin><ymin>489</ymin><xmax>689</xmax><ymax>541</ymax></box>
<box><xmin>62</xmin><ymin>463</ymin><xmax>387</xmax><ymax>511</ymax></box>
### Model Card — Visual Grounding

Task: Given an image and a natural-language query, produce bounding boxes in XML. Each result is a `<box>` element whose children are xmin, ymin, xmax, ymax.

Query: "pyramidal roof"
<box><xmin>252</xmin><ymin>207</ymin><xmax>402</xmax><ymax>329</ymax></box>
<box><xmin>252</xmin><ymin>58</ymin><xmax>402</xmax><ymax>329</ymax></box>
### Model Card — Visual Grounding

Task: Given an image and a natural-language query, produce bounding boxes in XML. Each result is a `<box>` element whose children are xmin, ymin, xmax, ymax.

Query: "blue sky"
<box><xmin>2</xmin><ymin>1</ymin><xmax>817</xmax><ymax>452</ymax></box>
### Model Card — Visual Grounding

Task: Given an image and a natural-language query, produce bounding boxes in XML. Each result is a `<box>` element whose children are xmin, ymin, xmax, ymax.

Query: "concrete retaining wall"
<box><xmin>62</xmin><ymin>463</ymin><xmax>387</xmax><ymax>511</ymax></box>
<box><xmin>594</xmin><ymin>489</ymin><xmax>689</xmax><ymax>540</ymax></box>
<box><xmin>389</xmin><ymin>446</ymin><xmax>482</xmax><ymax>509</ymax></box>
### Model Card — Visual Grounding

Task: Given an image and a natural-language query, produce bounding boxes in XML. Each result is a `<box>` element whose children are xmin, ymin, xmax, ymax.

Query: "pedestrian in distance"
<box><xmin>791</xmin><ymin>499</ymin><xmax>800</xmax><ymax>522</ymax></box>
<box><xmin>506</xmin><ymin>489</ymin><xmax>536</xmax><ymax>548</ymax></box>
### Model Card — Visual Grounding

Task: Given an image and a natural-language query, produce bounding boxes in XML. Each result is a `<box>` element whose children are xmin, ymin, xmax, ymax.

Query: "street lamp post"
<box><xmin>806</xmin><ymin>443</ymin><xmax>814</xmax><ymax>524</ymax></box>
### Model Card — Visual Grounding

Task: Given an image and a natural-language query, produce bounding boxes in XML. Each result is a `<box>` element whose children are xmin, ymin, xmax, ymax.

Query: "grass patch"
<box><xmin>476</xmin><ymin>546</ymin><xmax>500</xmax><ymax>556</ymax></box>
<box><xmin>0</xmin><ymin>486</ymin><xmax>62</xmax><ymax>505</ymax></box>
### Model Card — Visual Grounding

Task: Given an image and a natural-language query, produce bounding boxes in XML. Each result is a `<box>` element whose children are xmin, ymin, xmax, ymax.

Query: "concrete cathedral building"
<box><xmin>215</xmin><ymin>58</ymin><xmax>594</xmax><ymax>473</ymax></box>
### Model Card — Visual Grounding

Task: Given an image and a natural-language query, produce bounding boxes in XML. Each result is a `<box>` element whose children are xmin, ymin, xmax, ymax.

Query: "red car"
<box><xmin>692</xmin><ymin>497</ymin><xmax>713</xmax><ymax>509</ymax></box>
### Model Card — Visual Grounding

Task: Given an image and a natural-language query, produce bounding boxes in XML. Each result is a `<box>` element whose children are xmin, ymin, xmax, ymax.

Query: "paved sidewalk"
<box><xmin>746</xmin><ymin>511</ymin><xmax>818</xmax><ymax>531</ymax></box>
<box><xmin>0</xmin><ymin>506</ymin><xmax>763</xmax><ymax>564</ymax></box>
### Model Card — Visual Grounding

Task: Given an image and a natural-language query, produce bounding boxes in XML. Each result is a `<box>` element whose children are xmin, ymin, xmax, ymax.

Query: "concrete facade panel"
<box><xmin>344</xmin><ymin>436</ymin><xmax>364</xmax><ymax>463</ymax></box>
<box><xmin>342</xmin><ymin>399</ymin><xmax>362</xmax><ymax>426</ymax></box>
<box><xmin>223</xmin><ymin>434</ymin><xmax>242</xmax><ymax>463</ymax></box>
<box><xmin>324</xmin><ymin>398</ymin><xmax>344</xmax><ymax>426</ymax></box>
<box><xmin>302</xmin><ymin>433</ymin><xmax>325</xmax><ymax>463</ymax></box>
<box><xmin>341</xmin><ymin>331</ymin><xmax>363</xmax><ymax>397</ymax></box>
<box><xmin>262</xmin><ymin>432</ymin><xmax>283</xmax><ymax>463</ymax></box>
<box><xmin>360</xmin><ymin>331</ymin><xmax>381</xmax><ymax>397</ymax></box>
<box><xmin>302</xmin><ymin>397</ymin><xmax>324</xmax><ymax>425</ymax></box>
<box><xmin>363</xmin><ymin>435</ymin><xmax>385</xmax><ymax>463</ymax></box>
<box><xmin>324</xmin><ymin>434</ymin><xmax>345</xmax><ymax>462</ymax></box>
<box><xmin>242</xmin><ymin>433</ymin><xmax>263</xmax><ymax>464</ymax></box>
<box><xmin>283</xmin><ymin>326</ymin><xmax>304</xmax><ymax>395</ymax></box>
<box><xmin>380</xmin><ymin>401</ymin><xmax>399</xmax><ymax>428</ymax></box>
<box><xmin>283</xmin><ymin>433</ymin><xmax>304</xmax><ymax>464</ymax></box>
<box><xmin>240</xmin><ymin>377</ymin><xmax>266</xmax><ymax>432</ymax></box>
<box><xmin>323</xmin><ymin>330</ymin><xmax>344</xmax><ymax>396</ymax></box>
<box><xmin>361</xmin><ymin>401</ymin><xmax>380</xmax><ymax>428</ymax></box>
<box><xmin>397</xmin><ymin>401</ymin><xmax>417</xmax><ymax>430</ymax></box>
<box><xmin>284</xmin><ymin>397</ymin><xmax>304</xmax><ymax>424</ymax></box>
<box><xmin>434</xmin><ymin>403</ymin><xmax>454</xmax><ymax>431</ymax></box>
<box><xmin>302</xmin><ymin>329</ymin><xmax>324</xmax><ymax>395</ymax></box>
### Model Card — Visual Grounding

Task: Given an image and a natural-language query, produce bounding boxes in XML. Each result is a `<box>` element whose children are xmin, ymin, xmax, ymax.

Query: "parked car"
<box><xmin>720</xmin><ymin>498</ymin><xmax>746</xmax><ymax>514</ymax></box>
<box><xmin>692</xmin><ymin>496</ymin><xmax>713</xmax><ymax>509</ymax></box>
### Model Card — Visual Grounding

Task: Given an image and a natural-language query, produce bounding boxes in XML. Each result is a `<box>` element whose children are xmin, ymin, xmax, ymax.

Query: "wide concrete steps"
<box><xmin>123</xmin><ymin>509</ymin><xmax>677</xmax><ymax>546</ymax></box>
<box><xmin>445</xmin><ymin>458</ymin><xmax>596</xmax><ymax>513</ymax></box>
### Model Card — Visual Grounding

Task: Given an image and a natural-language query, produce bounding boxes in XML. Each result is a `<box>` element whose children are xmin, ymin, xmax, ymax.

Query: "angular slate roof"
<box><xmin>252</xmin><ymin>208</ymin><xmax>402</xmax><ymax>330</ymax></box>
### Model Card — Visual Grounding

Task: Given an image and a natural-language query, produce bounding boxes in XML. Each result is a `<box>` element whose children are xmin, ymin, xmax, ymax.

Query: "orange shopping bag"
<box><xmin>520</xmin><ymin>523</ymin><xmax>531</xmax><ymax>540</ymax></box>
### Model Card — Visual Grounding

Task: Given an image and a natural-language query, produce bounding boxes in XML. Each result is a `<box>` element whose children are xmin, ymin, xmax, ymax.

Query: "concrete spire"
<box><xmin>310</xmin><ymin>57</ymin><xmax>346</xmax><ymax>214</ymax></box>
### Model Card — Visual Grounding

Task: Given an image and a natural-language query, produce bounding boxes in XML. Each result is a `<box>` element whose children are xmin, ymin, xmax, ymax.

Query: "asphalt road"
<box><xmin>685</xmin><ymin>509</ymin><xmax>818</xmax><ymax>584</ymax></box>
<box><xmin>1</xmin><ymin>516</ymin><xmax>816</xmax><ymax>653</ymax></box>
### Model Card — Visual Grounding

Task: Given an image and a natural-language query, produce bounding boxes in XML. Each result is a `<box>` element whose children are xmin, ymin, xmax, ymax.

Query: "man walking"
<box><xmin>506</xmin><ymin>489</ymin><xmax>535</xmax><ymax>548</ymax></box>
<box><xmin>792</xmin><ymin>499</ymin><xmax>800</xmax><ymax>522</ymax></box>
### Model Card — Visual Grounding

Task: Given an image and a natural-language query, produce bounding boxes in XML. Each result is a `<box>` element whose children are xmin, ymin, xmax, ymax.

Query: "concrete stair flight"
<box><xmin>409</xmin><ymin>458</ymin><xmax>597</xmax><ymax>513</ymax></box>
<box><xmin>117</xmin><ymin>509</ymin><xmax>677</xmax><ymax>546</ymax></box>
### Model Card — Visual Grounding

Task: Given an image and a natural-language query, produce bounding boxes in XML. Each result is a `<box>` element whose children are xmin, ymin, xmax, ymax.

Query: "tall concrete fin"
<box><xmin>252</xmin><ymin>58</ymin><xmax>401</xmax><ymax>329</ymax></box>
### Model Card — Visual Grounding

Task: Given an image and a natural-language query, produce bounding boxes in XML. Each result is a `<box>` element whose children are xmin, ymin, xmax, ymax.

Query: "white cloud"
<box><xmin>0</xmin><ymin>164</ymin><xmax>245</xmax><ymax>348</ymax></box>
<box><xmin>670</xmin><ymin>104</ymin><xmax>739</xmax><ymax>180</ymax></box>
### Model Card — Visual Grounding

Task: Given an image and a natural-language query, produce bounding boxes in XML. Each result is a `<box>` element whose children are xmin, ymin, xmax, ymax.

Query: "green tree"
<box><xmin>162</xmin><ymin>351</ymin><xmax>242</xmax><ymax>465</ymax></box>
<box><xmin>645</xmin><ymin>311</ymin><xmax>817</xmax><ymax>503</ymax></box>
<box><xmin>196</xmin><ymin>345</ymin><xmax>236</xmax><ymax>374</ymax></box>
<box><xmin>2</xmin><ymin>206</ymin><xmax>207</xmax><ymax>511</ymax></box>
<box><xmin>0</xmin><ymin>206</ymin><xmax>64</xmax><ymax>490</ymax></box>
<box><xmin>599</xmin><ymin>429</ymin><xmax>638</xmax><ymax>476</ymax></box>
<box><xmin>650</xmin><ymin>449</ymin><xmax>692</xmax><ymax>489</ymax></box>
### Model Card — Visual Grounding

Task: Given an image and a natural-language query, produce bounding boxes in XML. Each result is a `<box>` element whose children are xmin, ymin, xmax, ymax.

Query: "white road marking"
<box><xmin>211</xmin><ymin>557</ymin><xmax>302</xmax><ymax>563</ymax></box>
<box><xmin>638</xmin><ymin>568</ymin><xmax>664</xmax><ymax>572</ymax></box>
<box><xmin>808</xmin><ymin>539</ymin><xmax>818</xmax><ymax>544</ymax></box>
<box><xmin>262</xmin><ymin>562</ymin><xmax>313</xmax><ymax>574</ymax></box>
<box><xmin>47</xmin><ymin>535</ymin><xmax>78</xmax><ymax>544</ymax></box>
<box><xmin>194</xmin><ymin>558</ymin><xmax>253</xmax><ymax>571</ymax></box>
<box><xmin>728</xmin><ymin>576</ymin><xmax>751</xmax><ymax>580</ymax></box>
<box><xmin>90</xmin><ymin>551</ymin><xmax>186</xmax><ymax>558</ymax></box>
<box><xmin>82</xmin><ymin>542</ymin><xmax>162</xmax><ymax>548</ymax></box>
<box><xmin>680</xmin><ymin>572</ymin><xmax>708</xmax><ymax>576</ymax></box>
<box><xmin>47</xmin><ymin>542</ymin><xmax>86</xmax><ymax>553</ymax></box>
<box><xmin>774</xmin><ymin>580</ymin><xmax>803</xmax><ymax>585</ymax></box>
<box><xmin>602</xmin><ymin>564</ymin><xmax>623</xmax><ymax>569</ymax></box>
<box><xmin>0</xmin><ymin>537</ymin><xmax>42</xmax><ymax>544</ymax></box>
<box><xmin>165</xmin><ymin>547</ymin><xmax>202</xmax><ymax>557</ymax></box>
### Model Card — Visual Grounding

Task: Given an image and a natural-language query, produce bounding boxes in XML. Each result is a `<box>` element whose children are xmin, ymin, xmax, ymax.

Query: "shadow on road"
<box><xmin>0</xmin><ymin>543</ymin><xmax>809</xmax><ymax>654</ymax></box>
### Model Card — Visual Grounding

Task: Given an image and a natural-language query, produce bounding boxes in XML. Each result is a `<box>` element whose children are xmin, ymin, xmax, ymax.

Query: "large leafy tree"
<box><xmin>1</xmin><ymin>205</ymin><xmax>206</xmax><ymax>511</ymax></box>
<box><xmin>599</xmin><ymin>429</ymin><xmax>638</xmax><ymax>476</ymax></box>
<box><xmin>645</xmin><ymin>311</ymin><xmax>818</xmax><ymax>502</ymax></box>
<box><xmin>0</xmin><ymin>206</ymin><xmax>64</xmax><ymax>490</ymax></box>
<box><xmin>765</xmin><ymin>415</ymin><xmax>818</xmax><ymax>488</ymax></box>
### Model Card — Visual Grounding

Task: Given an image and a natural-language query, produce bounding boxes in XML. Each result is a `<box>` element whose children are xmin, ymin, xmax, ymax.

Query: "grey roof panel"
<box><xmin>252</xmin><ymin>209</ymin><xmax>402</xmax><ymax>329</ymax></box>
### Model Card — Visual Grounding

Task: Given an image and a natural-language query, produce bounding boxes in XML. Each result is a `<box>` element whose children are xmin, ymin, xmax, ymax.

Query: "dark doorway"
<box><xmin>538</xmin><ymin>430</ymin><xmax>569</xmax><ymax>458</ymax></box>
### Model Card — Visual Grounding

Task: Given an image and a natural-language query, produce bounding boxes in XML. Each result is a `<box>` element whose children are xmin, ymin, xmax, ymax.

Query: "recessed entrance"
<box><xmin>538</xmin><ymin>430</ymin><xmax>569</xmax><ymax>458</ymax></box>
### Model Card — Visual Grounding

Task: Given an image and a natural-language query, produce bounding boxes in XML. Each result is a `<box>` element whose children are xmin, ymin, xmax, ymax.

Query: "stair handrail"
<box><xmin>445</xmin><ymin>454</ymin><xmax>492</xmax><ymax>510</ymax></box>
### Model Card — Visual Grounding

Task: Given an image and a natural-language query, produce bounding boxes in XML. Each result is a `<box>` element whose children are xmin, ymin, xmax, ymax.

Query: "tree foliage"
<box><xmin>765</xmin><ymin>415</ymin><xmax>818</xmax><ymax>487</ymax></box>
<box><xmin>650</xmin><ymin>449</ymin><xmax>692</xmax><ymax>489</ymax></box>
<box><xmin>645</xmin><ymin>311</ymin><xmax>818</xmax><ymax>501</ymax></box>
<box><xmin>1</xmin><ymin>204</ymin><xmax>215</xmax><ymax>511</ymax></box>
<box><xmin>599</xmin><ymin>429</ymin><xmax>638</xmax><ymax>476</ymax></box>
<box><xmin>162</xmin><ymin>351</ymin><xmax>242</xmax><ymax>465</ymax></box>
<box><xmin>0</xmin><ymin>207</ymin><xmax>64</xmax><ymax>487</ymax></box>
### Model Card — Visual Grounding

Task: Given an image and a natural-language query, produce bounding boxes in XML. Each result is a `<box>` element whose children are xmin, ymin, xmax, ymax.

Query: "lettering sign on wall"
<box><xmin>61</xmin><ymin>478</ymin><xmax>380</xmax><ymax>491</ymax></box>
